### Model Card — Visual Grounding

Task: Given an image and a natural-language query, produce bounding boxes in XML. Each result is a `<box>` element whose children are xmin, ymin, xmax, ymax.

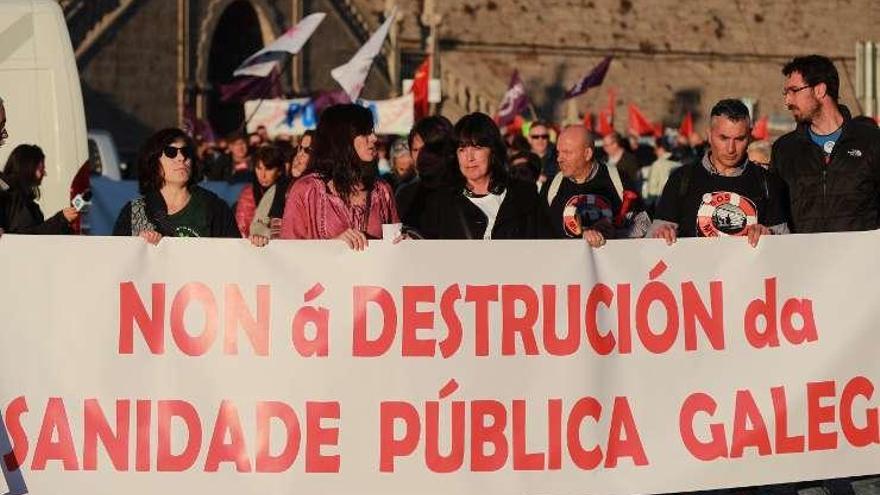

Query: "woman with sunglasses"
<box><xmin>113</xmin><ymin>128</ymin><xmax>239</xmax><ymax>242</ymax></box>
<box><xmin>280</xmin><ymin>104</ymin><xmax>398</xmax><ymax>250</ymax></box>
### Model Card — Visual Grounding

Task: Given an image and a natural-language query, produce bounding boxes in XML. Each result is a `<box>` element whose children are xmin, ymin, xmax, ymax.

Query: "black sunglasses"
<box><xmin>530</xmin><ymin>134</ymin><xmax>550</xmax><ymax>140</ymax></box>
<box><xmin>163</xmin><ymin>145</ymin><xmax>193</xmax><ymax>160</ymax></box>
<box><xmin>297</xmin><ymin>145</ymin><xmax>312</xmax><ymax>154</ymax></box>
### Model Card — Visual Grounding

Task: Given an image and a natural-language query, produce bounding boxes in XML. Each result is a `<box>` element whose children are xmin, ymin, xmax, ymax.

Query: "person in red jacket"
<box><xmin>235</xmin><ymin>144</ymin><xmax>286</xmax><ymax>237</ymax></box>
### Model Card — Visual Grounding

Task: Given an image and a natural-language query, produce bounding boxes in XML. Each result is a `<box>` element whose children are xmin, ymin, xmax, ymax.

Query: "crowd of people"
<box><xmin>1</xmin><ymin>54</ymin><xmax>880</xmax><ymax>493</ymax></box>
<box><xmin>2</xmin><ymin>55</ymin><xmax>880</xmax><ymax>258</ymax></box>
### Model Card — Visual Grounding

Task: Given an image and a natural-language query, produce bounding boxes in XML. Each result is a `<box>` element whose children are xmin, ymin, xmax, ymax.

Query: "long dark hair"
<box><xmin>137</xmin><ymin>128</ymin><xmax>199</xmax><ymax>194</ymax></box>
<box><xmin>307</xmin><ymin>104</ymin><xmax>377</xmax><ymax>201</ymax></box>
<box><xmin>2</xmin><ymin>144</ymin><xmax>45</xmax><ymax>199</ymax></box>
<box><xmin>453</xmin><ymin>112</ymin><xmax>509</xmax><ymax>194</ymax></box>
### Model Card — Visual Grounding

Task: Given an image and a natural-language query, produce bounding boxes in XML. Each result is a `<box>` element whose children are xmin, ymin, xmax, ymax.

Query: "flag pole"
<box><xmin>527</xmin><ymin>103</ymin><xmax>538</xmax><ymax>121</ymax></box>
<box><xmin>239</xmin><ymin>57</ymin><xmax>292</xmax><ymax>134</ymax></box>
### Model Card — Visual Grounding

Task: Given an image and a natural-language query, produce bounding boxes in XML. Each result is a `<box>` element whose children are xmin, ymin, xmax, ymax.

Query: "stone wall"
<box><xmin>352</xmin><ymin>0</ymin><xmax>880</xmax><ymax>128</ymax></box>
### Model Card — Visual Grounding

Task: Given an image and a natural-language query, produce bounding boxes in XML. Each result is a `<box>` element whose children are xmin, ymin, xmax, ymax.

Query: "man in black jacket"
<box><xmin>772</xmin><ymin>54</ymin><xmax>880</xmax><ymax>233</ymax></box>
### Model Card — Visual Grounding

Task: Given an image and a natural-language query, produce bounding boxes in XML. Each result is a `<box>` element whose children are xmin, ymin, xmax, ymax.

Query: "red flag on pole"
<box><xmin>412</xmin><ymin>56</ymin><xmax>431</xmax><ymax>120</ymax></box>
<box><xmin>752</xmin><ymin>116</ymin><xmax>769</xmax><ymax>140</ymax></box>
<box><xmin>607</xmin><ymin>88</ymin><xmax>617</xmax><ymax>120</ymax></box>
<box><xmin>628</xmin><ymin>104</ymin><xmax>654</xmax><ymax>136</ymax></box>
<box><xmin>679</xmin><ymin>112</ymin><xmax>693</xmax><ymax>139</ymax></box>
<box><xmin>597</xmin><ymin>109</ymin><xmax>613</xmax><ymax>136</ymax></box>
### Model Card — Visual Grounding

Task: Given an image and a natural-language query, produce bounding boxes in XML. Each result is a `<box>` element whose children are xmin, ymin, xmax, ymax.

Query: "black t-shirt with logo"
<box><xmin>540</xmin><ymin>165</ymin><xmax>622</xmax><ymax>238</ymax></box>
<box><xmin>167</xmin><ymin>192</ymin><xmax>210</xmax><ymax>237</ymax></box>
<box><xmin>654</xmin><ymin>162</ymin><xmax>787</xmax><ymax>238</ymax></box>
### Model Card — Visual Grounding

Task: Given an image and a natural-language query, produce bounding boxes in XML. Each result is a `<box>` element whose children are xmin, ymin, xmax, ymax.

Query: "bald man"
<box><xmin>540</xmin><ymin>125</ymin><xmax>642</xmax><ymax>246</ymax></box>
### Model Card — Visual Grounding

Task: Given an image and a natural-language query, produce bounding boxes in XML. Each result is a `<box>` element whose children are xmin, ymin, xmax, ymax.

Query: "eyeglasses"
<box><xmin>163</xmin><ymin>145</ymin><xmax>193</xmax><ymax>160</ymax></box>
<box><xmin>782</xmin><ymin>84</ymin><xmax>813</xmax><ymax>97</ymax></box>
<box><xmin>297</xmin><ymin>145</ymin><xmax>312</xmax><ymax>155</ymax></box>
<box><xmin>530</xmin><ymin>134</ymin><xmax>550</xmax><ymax>140</ymax></box>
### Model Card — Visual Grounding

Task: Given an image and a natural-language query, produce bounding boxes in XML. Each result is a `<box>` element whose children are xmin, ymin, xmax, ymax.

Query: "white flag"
<box><xmin>233</xmin><ymin>12</ymin><xmax>326</xmax><ymax>78</ymax></box>
<box><xmin>330</xmin><ymin>7</ymin><xmax>397</xmax><ymax>102</ymax></box>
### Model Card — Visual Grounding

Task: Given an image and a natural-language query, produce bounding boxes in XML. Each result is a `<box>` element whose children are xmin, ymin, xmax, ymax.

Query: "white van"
<box><xmin>0</xmin><ymin>0</ymin><xmax>88</xmax><ymax>215</ymax></box>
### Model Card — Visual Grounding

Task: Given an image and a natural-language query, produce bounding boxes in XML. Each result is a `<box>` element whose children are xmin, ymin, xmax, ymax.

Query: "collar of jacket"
<box><xmin>702</xmin><ymin>151</ymin><xmax>750</xmax><ymax>177</ymax></box>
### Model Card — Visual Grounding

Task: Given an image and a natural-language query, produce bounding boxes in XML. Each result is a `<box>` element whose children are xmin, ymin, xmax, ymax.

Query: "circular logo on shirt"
<box><xmin>823</xmin><ymin>140</ymin><xmax>836</xmax><ymax>154</ymax></box>
<box><xmin>562</xmin><ymin>194</ymin><xmax>613</xmax><ymax>237</ymax></box>
<box><xmin>174</xmin><ymin>226</ymin><xmax>201</xmax><ymax>238</ymax></box>
<box><xmin>696</xmin><ymin>191</ymin><xmax>757</xmax><ymax>237</ymax></box>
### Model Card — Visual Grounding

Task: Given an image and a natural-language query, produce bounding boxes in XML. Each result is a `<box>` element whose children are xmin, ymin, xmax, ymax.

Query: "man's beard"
<box><xmin>789</xmin><ymin>101</ymin><xmax>819</xmax><ymax>124</ymax></box>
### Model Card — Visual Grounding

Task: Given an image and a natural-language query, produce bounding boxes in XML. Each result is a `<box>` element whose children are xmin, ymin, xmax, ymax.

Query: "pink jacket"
<box><xmin>234</xmin><ymin>184</ymin><xmax>256</xmax><ymax>237</ymax></box>
<box><xmin>281</xmin><ymin>173</ymin><xmax>399</xmax><ymax>240</ymax></box>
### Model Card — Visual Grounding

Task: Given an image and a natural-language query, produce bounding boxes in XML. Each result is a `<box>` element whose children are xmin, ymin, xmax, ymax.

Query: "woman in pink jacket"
<box><xmin>280</xmin><ymin>104</ymin><xmax>398</xmax><ymax>250</ymax></box>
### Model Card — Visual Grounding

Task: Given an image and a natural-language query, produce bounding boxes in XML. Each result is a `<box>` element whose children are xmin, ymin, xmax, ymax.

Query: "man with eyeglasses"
<box><xmin>772</xmin><ymin>54</ymin><xmax>880</xmax><ymax>233</ymax></box>
<box><xmin>527</xmin><ymin>120</ymin><xmax>558</xmax><ymax>183</ymax></box>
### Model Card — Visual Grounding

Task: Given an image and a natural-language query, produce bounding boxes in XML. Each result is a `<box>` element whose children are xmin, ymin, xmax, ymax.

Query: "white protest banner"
<box><xmin>245</xmin><ymin>97</ymin><xmax>315</xmax><ymax>136</ymax></box>
<box><xmin>366</xmin><ymin>92</ymin><xmax>414</xmax><ymax>135</ymax></box>
<box><xmin>245</xmin><ymin>94</ymin><xmax>414</xmax><ymax>137</ymax></box>
<box><xmin>1</xmin><ymin>233</ymin><xmax>880</xmax><ymax>495</ymax></box>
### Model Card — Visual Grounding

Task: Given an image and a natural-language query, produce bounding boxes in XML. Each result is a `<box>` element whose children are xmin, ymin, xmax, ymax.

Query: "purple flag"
<box><xmin>564</xmin><ymin>55</ymin><xmax>613</xmax><ymax>99</ymax></box>
<box><xmin>219</xmin><ymin>68</ymin><xmax>282</xmax><ymax>103</ymax></box>
<box><xmin>311</xmin><ymin>89</ymin><xmax>352</xmax><ymax>114</ymax></box>
<box><xmin>495</xmin><ymin>70</ymin><xmax>529</xmax><ymax>127</ymax></box>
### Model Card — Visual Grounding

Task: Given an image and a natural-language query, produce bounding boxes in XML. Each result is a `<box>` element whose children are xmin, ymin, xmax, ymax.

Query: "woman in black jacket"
<box><xmin>113</xmin><ymin>128</ymin><xmax>239</xmax><ymax>242</ymax></box>
<box><xmin>421</xmin><ymin>113</ymin><xmax>552</xmax><ymax>240</ymax></box>
<box><xmin>0</xmin><ymin>144</ymin><xmax>78</xmax><ymax>234</ymax></box>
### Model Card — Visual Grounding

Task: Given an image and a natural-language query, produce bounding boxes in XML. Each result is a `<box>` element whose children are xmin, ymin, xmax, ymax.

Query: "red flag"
<box><xmin>653</xmin><ymin>122</ymin><xmax>663</xmax><ymax>138</ymax></box>
<box><xmin>628</xmin><ymin>104</ymin><xmax>654</xmax><ymax>136</ymax></box>
<box><xmin>597</xmin><ymin>109</ymin><xmax>613</xmax><ymax>136</ymax></box>
<box><xmin>412</xmin><ymin>56</ymin><xmax>431</xmax><ymax>120</ymax></box>
<box><xmin>583</xmin><ymin>112</ymin><xmax>593</xmax><ymax>132</ymax></box>
<box><xmin>679</xmin><ymin>112</ymin><xmax>693</xmax><ymax>139</ymax></box>
<box><xmin>752</xmin><ymin>116</ymin><xmax>769</xmax><ymax>140</ymax></box>
<box><xmin>504</xmin><ymin>114</ymin><xmax>525</xmax><ymax>135</ymax></box>
<box><xmin>607</xmin><ymin>88</ymin><xmax>617</xmax><ymax>120</ymax></box>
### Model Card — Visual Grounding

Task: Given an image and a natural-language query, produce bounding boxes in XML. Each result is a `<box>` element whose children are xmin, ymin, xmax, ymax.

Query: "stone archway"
<box><xmin>195</xmin><ymin>0</ymin><xmax>280</xmax><ymax>136</ymax></box>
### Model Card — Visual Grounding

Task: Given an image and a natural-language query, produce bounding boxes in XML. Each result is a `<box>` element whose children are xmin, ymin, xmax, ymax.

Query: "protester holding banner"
<box><xmin>0</xmin><ymin>144</ymin><xmax>78</xmax><ymax>235</ymax></box>
<box><xmin>420</xmin><ymin>112</ymin><xmax>551</xmax><ymax>240</ymax></box>
<box><xmin>540</xmin><ymin>125</ymin><xmax>647</xmax><ymax>247</ymax></box>
<box><xmin>112</xmin><ymin>128</ymin><xmax>240</xmax><ymax>242</ymax></box>
<box><xmin>280</xmin><ymin>104</ymin><xmax>398</xmax><ymax>250</ymax></box>
<box><xmin>235</xmin><ymin>144</ymin><xmax>288</xmax><ymax>238</ymax></box>
<box><xmin>648</xmin><ymin>99</ymin><xmax>789</xmax><ymax>247</ymax></box>
<box><xmin>396</xmin><ymin>116</ymin><xmax>457</xmax><ymax>235</ymax></box>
